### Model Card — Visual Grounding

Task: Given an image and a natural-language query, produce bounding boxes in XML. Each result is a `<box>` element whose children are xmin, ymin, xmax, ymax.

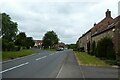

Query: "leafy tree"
<box><xmin>2</xmin><ymin>13</ymin><xmax>18</xmax><ymax>51</ymax></box>
<box><xmin>66</xmin><ymin>44</ymin><xmax>77</xmax><ymax>51</ymax></box>
<box><xmin>26</xmin><ymin>37</ymin><xmax>35</xmax><ymax>49</ymax></box>
<box><xmin>42</xmin><ymin>31</ymin><xmax>59</xmax><ymax>48</ymax></box>
<box><xmin>1</xmin><ymin>13</ymin><xmax>34</xmax><ymax>51</ymax></box>
<box><xmin>15</xmin><ymin>32</ymin><xmax>27</xmax><ymax>49</ymax></box>
<box><xmin>2</xmin><ymin>13</ymin><xmax>18</xmax><ymax>41</ymax></box>
<box><xmin>0</xmin><ymin>13</ymin><xmax>2</xmax><ymax>37</ymax></box>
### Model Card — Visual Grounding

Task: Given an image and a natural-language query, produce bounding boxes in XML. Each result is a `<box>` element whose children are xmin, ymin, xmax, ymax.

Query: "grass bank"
<box><xmin>75</xmin><ymin>51</ymin><xmax>110</xmax><ymax>66</ymax></box>
<box><xmin>2</xmin><ymin>49</ymin><xmax>36</xmax><ymax>60</ymax></box>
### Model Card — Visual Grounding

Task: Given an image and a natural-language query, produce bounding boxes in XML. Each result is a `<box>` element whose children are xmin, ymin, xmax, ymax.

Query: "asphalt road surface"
<box><xmin>1</xmin><ymin>49</ymin><xmax>119</xmax><ymax>79</ymax></box>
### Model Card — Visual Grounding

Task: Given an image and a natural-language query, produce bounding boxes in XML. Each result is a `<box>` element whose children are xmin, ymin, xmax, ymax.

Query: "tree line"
<box><xmin>1</xmin><ymin>13</ymin><xmax>35</xmax><ymax>51</ymax></box>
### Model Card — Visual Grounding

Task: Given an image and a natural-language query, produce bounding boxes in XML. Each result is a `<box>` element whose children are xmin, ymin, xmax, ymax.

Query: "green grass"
<box><xmin>2</xmin><ymin>49</ymin><xmax>36</xmax><ymax>60</ymax></box>
<box><xmin>75</xmin><ymin>51</ymin><xmax>110</xmax><ymax>66</ymax></box>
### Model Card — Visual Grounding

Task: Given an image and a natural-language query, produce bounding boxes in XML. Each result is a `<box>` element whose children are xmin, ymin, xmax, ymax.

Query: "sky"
<box><xmin>0</xmin><ymin>0</ymin><xmax>119</xmax><ymax>44</ymax></box>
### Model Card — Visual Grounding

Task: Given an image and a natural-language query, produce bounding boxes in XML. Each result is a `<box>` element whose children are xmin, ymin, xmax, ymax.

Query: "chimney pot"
<box><xmin>106</xmin><ymin>9</ymin><xmax>111</xmax><ymax>18</ymax></box>
<box><xmin>94</xmin><ymin>23</ymin><xmax>96</xmax><ymax>26</ymax></box>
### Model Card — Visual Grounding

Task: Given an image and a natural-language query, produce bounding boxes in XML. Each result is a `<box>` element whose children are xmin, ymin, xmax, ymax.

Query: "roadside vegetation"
<box><xmin>90</xmin><ymin>37</ymin><xmax>116</xmax><ymax>60</ymax></box>
<box><xmin>1</xmin><ymin>13</ymin><xmax>36</xmax><ymax>61</ymax></box>
<box><xmin>75</xmin><ymin>37</ymin><xmax>117</xmax><ymax>66</ymax></box>
<box><xmin>75</xmin><ymin>52</ymin><xmax>110</xmax><ymax>66</ymax></box>
<box><xmin>2</xmin><ymin>13</ymin><xmax>35</xmax><ymax>51</ymax></box>
<box><xmin>2</xmin><ymin>49</ymin><xmax>36</xmax><ymax>60</ymax></box>
<box><xmin>66</xmin><ymin>44</ymin><xmax>77</xmax><ymax>50</ymax></box>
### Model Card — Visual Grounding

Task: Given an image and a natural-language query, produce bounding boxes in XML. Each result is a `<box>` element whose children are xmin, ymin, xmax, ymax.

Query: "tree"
<box><xmin>26</xmin><ymin>37</ymin><xmax>35</xmax><ymax>49</ymax></box>
<box><xmin>66</xmin><ymin>44</ymin><xmax>77</xmax><ymax>51</ymax></box>
<box><xmin>15</xmin><ymin>32</ymin><xmax>27</xmax><ymax>49</ymax></box>
<box><xmin>2</xmin><ymin>13</ymin><xmax>18</xmax><ymax>41</ymax></box>
<box><xmin>1</xmin><ymin>13</ymin><xmax>34</xmax><ymax>51</ymax></box>
<box><xmin>42</xmin><ymin>31</ymin><xmax>59</xmax><ymax>48</ymax></box>
<box><xmin>2</xmin><ymin>13</ymin><xmax>18</xmax><ymax>51</ymax></box>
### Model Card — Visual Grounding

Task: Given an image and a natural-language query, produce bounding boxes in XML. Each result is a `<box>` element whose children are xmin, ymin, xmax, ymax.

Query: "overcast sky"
<box><xmin>0</xmin><ymin>0</ymin><xmax>119</xmax><ymax>44</ymax></box>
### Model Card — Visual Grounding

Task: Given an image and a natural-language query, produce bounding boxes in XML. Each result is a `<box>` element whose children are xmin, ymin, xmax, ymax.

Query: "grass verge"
<box><xmin>2</xmin><ymin>49</ymin><xmax>36</xmax><ymax>60</ymax></box>
<box><xmin>75</xmin><ymin>51</ymin><xmax>110</xmax><ymax>66</ymax></box>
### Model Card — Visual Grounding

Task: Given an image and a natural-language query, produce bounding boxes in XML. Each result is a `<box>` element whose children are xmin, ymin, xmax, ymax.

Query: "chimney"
<box><xmin>106</xmin><ymin>9</ymin><xmax>111</xmax><ymax>18</ymax></box>
<box><xmin>94</xmin><ymin>23</ymin><xmax>96</xmax><ymax>26</ymax></box>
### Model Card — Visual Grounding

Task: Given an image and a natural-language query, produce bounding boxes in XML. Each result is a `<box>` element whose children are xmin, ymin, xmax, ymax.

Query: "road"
<box><xmin>1</xmin><ymin>49</ymin><xmax>119</xmax><ymax>79</ymax></box>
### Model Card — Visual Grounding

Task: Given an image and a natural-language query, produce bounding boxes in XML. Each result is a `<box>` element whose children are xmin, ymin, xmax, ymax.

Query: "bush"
<box><xmin>79</xmin><ymin>47</ymin><xmax>85</xmax><ymax>52</ymax></box>
<box><xmin>2</xmin><ymin>41</ymin><xmax>15</xmax><ymax>51</ymax></box>
<box><xmin>96</xmin><ymin>37</ymin><xmax>116</xmax><ymax>60</ymax></box>
<box><xmin>2</xmin><ymin>38</ymin><xmax>21</xmax><ymax>51</ymax></box>
<box><xmin>7</xmin><ymin>42</ymin><xmax>15</xmax><ymax>51</ymax></box>
<box><xmin>2</xmin><ymin>39</ymin><xmax>8</xmax><ymax>51</ymax></box>
<box><xmin>90</xmin><ymin>41</ymin><xmax>96</xmax><ymax>55</ymax></box>
<box><xmin>87</xmin><ymin>41</ymin><xmax>90</xmax><ymax>54</ymax></box>
<box><xmin>14</xmin><ymin>46</ymin><xmax>21</xmax><ymax>51</ymax></box>
<box><xmin>118</xmin><ymin>48</ymin><xmax>120</xmax><ymax>56</ymax></box>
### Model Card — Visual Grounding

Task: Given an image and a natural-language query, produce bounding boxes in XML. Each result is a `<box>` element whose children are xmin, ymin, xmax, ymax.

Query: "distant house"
<box><xmin>34</xmin><ymin>40</ymin><xmax>43</xmax><ymax>48</ymax></box>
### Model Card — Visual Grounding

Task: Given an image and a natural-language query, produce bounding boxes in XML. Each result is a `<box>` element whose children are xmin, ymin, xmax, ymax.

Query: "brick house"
<box><xmin>114</xmin><ymin>16</ymin><xmax>120</xmax><ymax>64</ymax></box>
<box><xmin>77</xmin><ymin>29</ymin><xmax>91</xmax><ymax>52</ymax></box>
<box><xmin>77</xmin><ymin>9</ymin><xmax>120</xmax><ymax>58</ymax></box>
<box><xmin>34</xmin><ymin>40</ymin><xmax>43</xmax><ymax>48</ymax></box>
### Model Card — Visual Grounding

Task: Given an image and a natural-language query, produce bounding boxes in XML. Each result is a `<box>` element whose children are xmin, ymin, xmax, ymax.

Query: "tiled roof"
<box><xmin>34</xmin><ymin>40</ymin><xmax>43</xmax><ymax>44</ymax></box>
<box><xmin>77</xmin><ymin>9</ymin><xmax>119</xmax><ymax>42</ymax></box>
<box><xmin>91</xmin><ymin>17</ymin><xmax>113</xmax><ymax>35</ymax></box>
<box><xmin>92</xmin><ymin>15</ymin><xmax>120</xmax><ymax>37</ymax></box>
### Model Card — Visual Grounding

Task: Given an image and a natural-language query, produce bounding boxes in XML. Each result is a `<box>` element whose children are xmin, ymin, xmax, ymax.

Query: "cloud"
<box><xmin>0</xmin><ymin>0</ymin><xmax>119</xmax><ymax>44</ymax></box>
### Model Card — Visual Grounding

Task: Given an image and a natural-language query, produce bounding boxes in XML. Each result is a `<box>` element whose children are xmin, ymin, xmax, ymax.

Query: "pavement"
<box><xmin>0</xmin><ymin>49</ymin><xmax>119</xmax><ymax>79</ymax></box>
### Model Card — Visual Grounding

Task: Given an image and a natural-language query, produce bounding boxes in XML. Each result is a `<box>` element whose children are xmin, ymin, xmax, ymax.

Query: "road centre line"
<box><xmin>0</xmin><ymin>62</ymin><xmax>29</xmax><ymax>73</ymax></box>
<box><xmin>49</xmin><ymin>54</ymin><xmax>54</xmax><ymax>56</ymax></box>
<box><xmin>56</xmin><ymin>61</ymin><xmax>64</xmax><ymax>78</ymax></box>
<box><xmin>35</xmin><ymin>56</ymin><xmax>47</xmax><ymax>61</ymax></box>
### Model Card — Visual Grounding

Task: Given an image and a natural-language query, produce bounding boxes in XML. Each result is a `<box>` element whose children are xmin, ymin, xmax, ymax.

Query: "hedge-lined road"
<box><xmin>1</xmin><ymin>50</ymin><xmax>119</xmax><ymax>78</ymax></box>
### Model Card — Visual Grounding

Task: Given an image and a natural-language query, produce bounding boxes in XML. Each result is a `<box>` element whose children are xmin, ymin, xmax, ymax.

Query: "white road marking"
<box><xmin>79</xmin><ymin>66</ymin><xmax>85</xmax><ymax>80</ymax></box>
<box><xmin>49</xmin><ymin>54</ymin><xmax>53</xmax><ymax>56</ymax></box>
<box><xmin>56</xmin><ymin>62</ymin><xmax>64</xmax><ymax>78</ymax></box>
<box><xmin>0</xmin><ymin>62</ymin><xmax>29</xmax><ymax>73</ymax></box>
<box><xmin>36</xmin><ymin>56</ymin><xmax>47</xmax><ymax>61</ymax></box>
<box><xmin>36</xmin><ymin>58</ymin><xmax>42</xmax><ymax>61</ymax></box>
<box><xmin>49</xmin><ymin>53</ymin><xmax>55</xmax><ymax>56</ymax></box>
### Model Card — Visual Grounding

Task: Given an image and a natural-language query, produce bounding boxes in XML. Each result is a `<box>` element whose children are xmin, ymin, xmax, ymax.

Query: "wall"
<box><xmin>78</xmin><ymin>31</ymin><xmax>91</xmax><ymax>52</ymax></box>
<box><xmin>92</xmin><ymin>28</ymin><xmax>115</xmax><ymax>44</ymax></box>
